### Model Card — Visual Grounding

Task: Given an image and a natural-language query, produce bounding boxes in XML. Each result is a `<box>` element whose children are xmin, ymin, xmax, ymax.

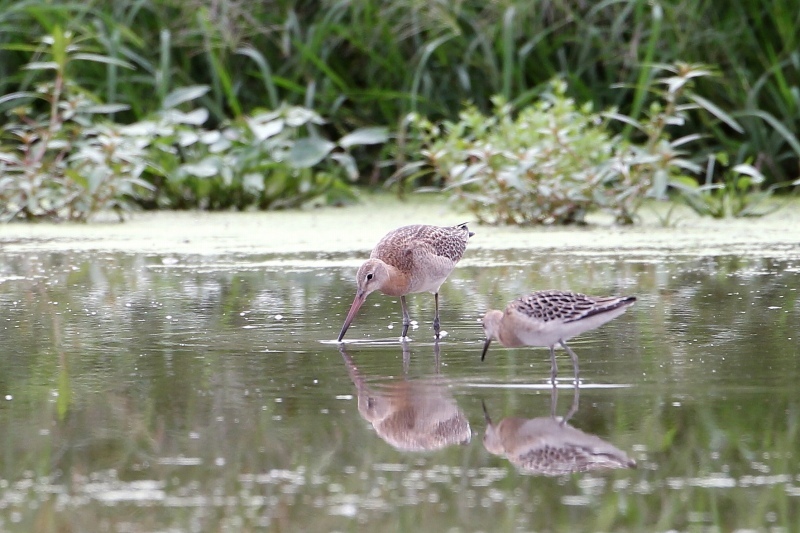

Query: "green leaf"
<box><xmin>410</xmin><ymin>35</ymin><xmax>454</xmax><ymax>112</ymax></box>
<box><xmin>178</xmin><ymin>130</ymin><xmax>200</xmax><ymax>147</ymax></box>
<box><xmin>249</xmin><ymin>118</ymin><xmax>284</xmax><ymax>141</ymax></box>
<box><xmin>688</xmin><ymin>94</ymin><xmax>744</xmax><ymax>133</ymax></box>
<box><xmin>734</xmin><ymin>109</ymin><xmax>800</xmax><ymax>157</ymax></box>
<box><xmin>339</xmin><ymin>127</ymin><xmax>389</xmax><ymax>148</ymax></box>
<box><xmin>731</xmin><ymin>163</ymin><xmax>765</xmax><ymax>184</ymax></box>
<box><xmin>670</xmin><ymin>175</ymin><xmax>700</xmax><ymax>190</ymax></box>
<box><xmin>0</xmin><ymin>152</ymin><xmax>21</xmax><ymax>165</ymax></box>
<box><xmin>671</xmin><ymin>134</ymin><xmax>704</xmax><ymax>147</ymax></box>
<box><xmin>163</xmin><ymin>108</ymin><xmax>209</xmax><ymax>126</ymax></box>
<box><xmin>199</xmin><ymin>131</ymin><xmax>221</xmax><ymax>144</ymax></box>
<box><xmin>0</xmin><ymin>43</ymin><xmax>42</xmax><ymax>53</ymax></box>
<box><xmin>0</xmin><ymin>91</ymin><xmax>44</xmax><ymax>105</ymax></box>
<box><xmin>330</xmin><ymin>152</ymin><xmax>358</xmax><ymax>180</ymax></box>
<box><xmin>23</xmin><ymin>61</ymin><xmax>59</xmax><ymax>70</ymax></box>
<box><xmin>243</xmin><ymin>173</ymin><xmax>265</xmax><ymax>193</ymax></box>
<box><xmin>72</xmin><ymin>53</ymin><xmax>135</xmax><ymax>70</ymax></box>
<box><xmin>86</xmin><ymin>167</ymin><xmax>107</xmax><ymax>194</ymax></box>
<box><xmin>237</xmin><ymin>46</ymin><xmax>278</xmax><ymax>109</ymax></box>
<box><xmin>180</xmin><ymin>159</ymin><xmax>218</xmax><ymax>178</ymax></box>
<box><xmin>288</xmin><ymin>138</ymin><xmax>335</xmax><ymax>168</ymax></box>
<box><xmin>603</xmin><ymin>111</ymin><xmax>647</xmax><ymax>133</ymax></box>
<box><xmin>263</xmin><ymin>172</ymin><xmax>286</xmax><ymax>198</ymax></box>
<box><xmin>162</xmin><ymin>86</ymin><xmax>211</xmax><ymax>109</ymax></box>
<box><xmin>84</xmin><ymin>104</ymin><xmax>130</xmax><ymax>114</ymax></box>
<box><xmin>127</xmin><ymin>177</ymin><xmax>157</xmax><ymax>191</ymax></box>
<box><xmin>285</xmin><ymin>106</ymin><xmax>325</xmax><ymax>127</ymax></box>
<box><xmin>290</xmin><ymin>37</ymin><xmax>349</xmax><ymax>93</ymax></box>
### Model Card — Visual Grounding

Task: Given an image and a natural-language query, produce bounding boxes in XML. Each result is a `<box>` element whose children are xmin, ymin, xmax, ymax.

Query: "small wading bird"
<box><xmin>481</xmin><ymin>290</ymin><xmax>636</xmax><ymax>382</ymax></box>
<box><xmin>337</xmin><ymin>223</ymin><xmax>474</xmax><ymax>342</ymax></box>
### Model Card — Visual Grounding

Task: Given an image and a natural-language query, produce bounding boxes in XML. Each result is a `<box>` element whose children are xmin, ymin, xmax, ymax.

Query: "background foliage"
<box><xmin>0</xmin><ymin>0</ymin><xmax>798</xmax><ymax>221</ymax></box>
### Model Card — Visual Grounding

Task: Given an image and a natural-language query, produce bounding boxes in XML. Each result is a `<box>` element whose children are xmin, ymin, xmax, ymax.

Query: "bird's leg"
<box><xmin>562</xmin><ymin>378</ymin><xmax>580</xmax><ymax>426</ymax></box>
<box><xmin>400</xmin><ymin>295</ymin><xmax>411</xmax><ymax>339</ymax></box>
<box><xmin>433</xmin><ymin>292</ymin><xmax>441</xmax><ymax>338</ymax></box>
<box><xmin>549</xmin><ymin>345</ymin><xmax>558</xmax><ymax>385</ymax></box>
<box><xmin>560</xmin><ymin>340</ymin><xmax>580</xmax><ymax>385</ymax></box>
<box><xmin>550</xmin><ymin>379</ymin><xmax>558</xmax><ymax>419</ymax></box>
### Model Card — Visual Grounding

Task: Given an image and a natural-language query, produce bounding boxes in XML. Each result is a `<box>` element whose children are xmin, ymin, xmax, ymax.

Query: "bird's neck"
<box><xmin>498</xmin><ymin>325</ymin><xmax>525</xmax><ymax>348</ymax></box>
<box><xmin>379</xmin><ymin>262</ymin><xmax>411</xmax><ymax>296</ymax></box>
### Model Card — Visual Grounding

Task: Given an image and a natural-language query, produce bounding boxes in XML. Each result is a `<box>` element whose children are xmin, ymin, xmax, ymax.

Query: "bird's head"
<box><xmin>354</xmin><ymin>258</ymin><xmax>390</xmax><ymax>296</ymax></box>
<box><xmin>480</xmin><ymin>309</ymin><xmax>504</xmax><ymax>361</ymax></box>
<box><xmin>337</xmin><ymin>259</ymin><xmax>390</xmax><ymax>342</ymax></box>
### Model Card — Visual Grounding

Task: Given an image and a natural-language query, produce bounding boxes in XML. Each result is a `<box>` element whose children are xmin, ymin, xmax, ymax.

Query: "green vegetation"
<box><xmin>0</xmin><ymin>28</ymin><xmax>152</xmax><ymax>221</ymax></box>
<box><xmin>409</xmin><ymin>81</ymin><xmax>622</xmax><ymax>225</ymax></box>
<box><xmin>0</xmin><ymin>25</ymin><xmax>385</xmax><ymax>221</ymax></box>
<box><xmin>410</xmin><ymin>63</ymin><xmax>796</xmax><ymax>225</ymax></box>
<box><xmin>0</xmin><ymin>0</ymin><xmax>798</xmax><ymax>222</ymax></box>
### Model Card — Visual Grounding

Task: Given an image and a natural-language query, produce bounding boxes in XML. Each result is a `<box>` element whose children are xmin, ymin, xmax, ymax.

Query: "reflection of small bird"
<box><xmin>338</xmin><ymin>223</ymin><xmax>473</xmax><ymax>341</ymax></box>
<box><xmin>340</xmin><ymin>345</ymin><xmax>471</xmax><ymax>451</ymax></box>
<box><xmin>482</xmin><ymin>400</ymin><xmax>636</xmax><ymax>476</ymax></box>
<box><xmin>481</xmin><ymin>291</ymin><xmax>636</xmax><ymax>382</ymax></box>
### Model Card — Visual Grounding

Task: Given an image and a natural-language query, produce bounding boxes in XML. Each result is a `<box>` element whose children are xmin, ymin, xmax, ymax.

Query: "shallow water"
<box><xmin>1</xmin><ymin>248</ymin><xmax>799</xmax><ymax>531</ymax></box>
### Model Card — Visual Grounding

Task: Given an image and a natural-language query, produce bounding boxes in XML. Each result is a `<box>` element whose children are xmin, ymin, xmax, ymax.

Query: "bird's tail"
<box><xmin>456</xmin><ymin>221</ymin><xmax>475</xmax><ymax>238</ymax></box>
<box><xmin>566</xmin><ymin>296</ymin><xmax>636</xmax><ymax>323</ymax></box>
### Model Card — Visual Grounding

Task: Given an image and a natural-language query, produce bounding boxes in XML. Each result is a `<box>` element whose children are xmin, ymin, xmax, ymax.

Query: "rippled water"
<box><xmin>1</xmin><ymin>248</ymin><xmax>799</xmax><ymax>531</ymax></box>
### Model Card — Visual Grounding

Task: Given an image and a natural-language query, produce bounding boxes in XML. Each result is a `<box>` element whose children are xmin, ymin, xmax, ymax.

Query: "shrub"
<box><xmin>610</xmin><ymin>62</ymin><xmax>798</xmax><ymax>221</ymax></box>
<box><xmin>409</xmin><ymin>81</ymin><xmax>620</xmax><ymax>225</ymax></box>
<box><xmin>0</xmin><ymin>28</ymin><xmax>388</xmax><ymax>221</ymax></box>
<box><xmin>0</xmin><ymin>28</ymin><xmax>153</xmax><ymax>222</ymax></box>
<box><xmin>129</xmin><ymin>94</ymin><xmax>388</xmax><ymax>211</ymax></box>
<box><xmin>409</xmin><ymin>63</ymin><xmax>787</xmax><ymax>225</ymax></box>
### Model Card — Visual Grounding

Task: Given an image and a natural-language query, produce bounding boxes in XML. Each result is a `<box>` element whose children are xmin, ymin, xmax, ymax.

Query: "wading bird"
<box><xmin>481</xmin><ymin>290</ymin><xmax>636</xmax><ymax>382</ymax></box>
<box><xmin>337</xmin><ymin>223</ymin><xmax>473</xmax><ymax>341</ymax></box>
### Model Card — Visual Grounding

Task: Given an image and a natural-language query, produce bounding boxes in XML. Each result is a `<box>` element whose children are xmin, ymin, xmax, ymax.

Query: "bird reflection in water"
<box><xmin>482</xmin><ymin>383</ymin><xmax>635</xmax><ymax>476</ymax></box>
<box><xmin>339</xmin><ymin>343</ymin><xmax>471</xmax><ymax>452</ymax></box>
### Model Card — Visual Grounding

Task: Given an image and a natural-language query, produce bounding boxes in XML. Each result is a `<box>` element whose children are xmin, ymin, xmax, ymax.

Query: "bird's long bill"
<box><xmin>337</xmin><ymin>292</ymin><xmax>366</xmax><ymax>342</ymax></box>
<box><xmin>480</xmin><ymin>337</ymin><xmax>492</xmax><ymax>361</ymax></box>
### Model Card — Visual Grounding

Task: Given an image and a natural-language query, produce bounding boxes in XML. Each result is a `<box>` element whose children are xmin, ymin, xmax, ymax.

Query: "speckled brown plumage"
<box><xmin>370</xmin><ymin>223</ymin><xmax>472</xmax><ymax>272</ymax></box>
<box><xmin>510</xmin><ymin>290</ymin><xmax>636</xmax><ymax>323</ymax></box>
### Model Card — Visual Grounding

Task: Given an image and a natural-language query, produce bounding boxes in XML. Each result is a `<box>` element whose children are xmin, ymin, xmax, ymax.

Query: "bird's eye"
<box><xmin>366</xmin><ymin>273</ymin><xmax>374</xmax><ymax>280</ymax></box>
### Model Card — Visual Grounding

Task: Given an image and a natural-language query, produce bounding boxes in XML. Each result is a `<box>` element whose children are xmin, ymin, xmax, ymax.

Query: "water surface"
<box><xmin>1</xmin><ymin>248</ymin><xmax>799</xmax><ymax>531</ymax></box>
